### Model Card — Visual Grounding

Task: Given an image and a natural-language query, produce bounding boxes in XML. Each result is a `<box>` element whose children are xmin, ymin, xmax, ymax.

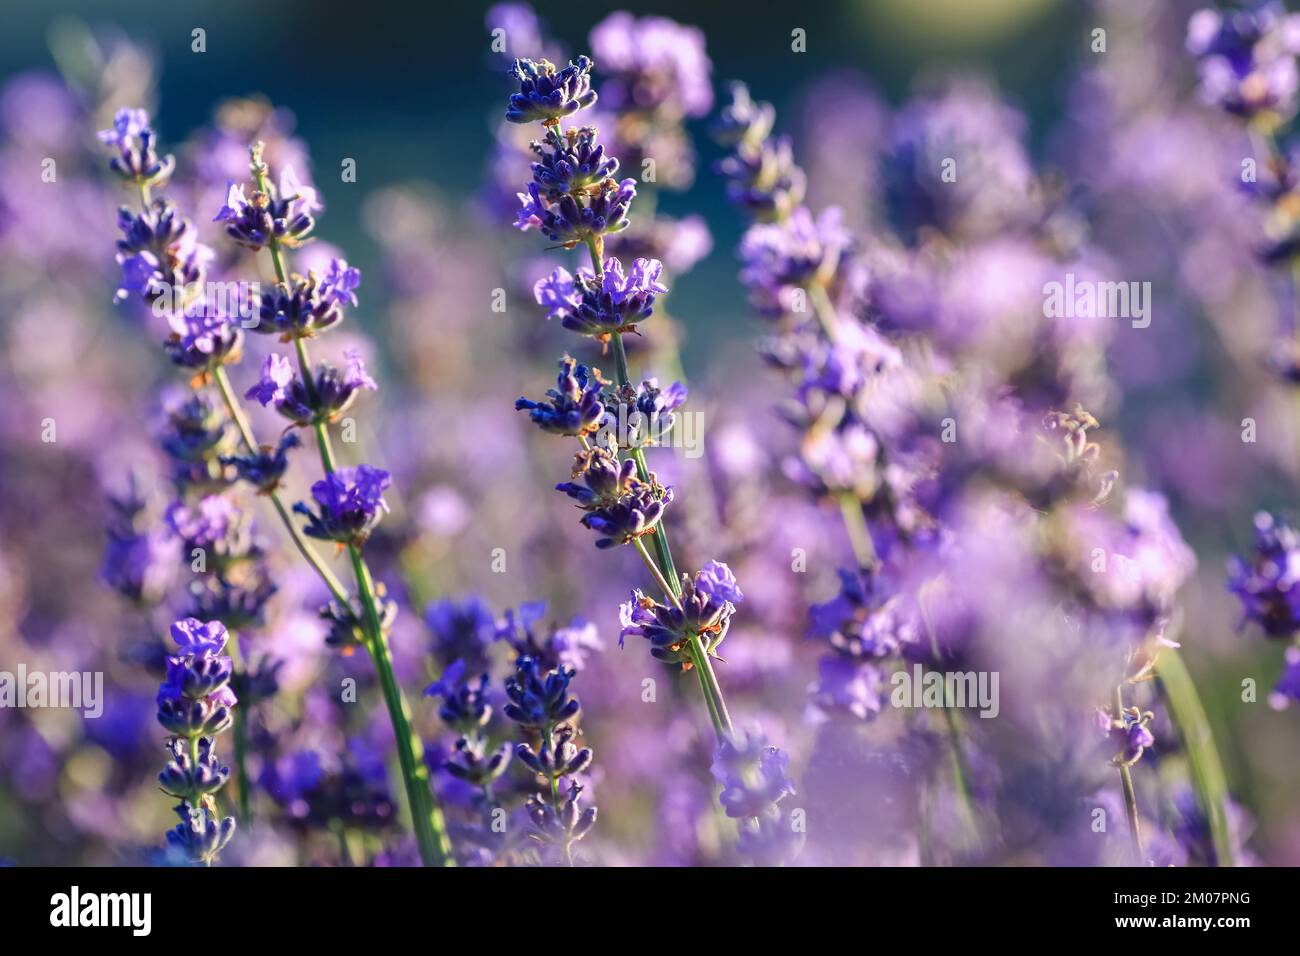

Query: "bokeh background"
<box><xmin>1</xmin><ymin>0</ymin><xmax>1298</xmax><ymax>865</ymax></box>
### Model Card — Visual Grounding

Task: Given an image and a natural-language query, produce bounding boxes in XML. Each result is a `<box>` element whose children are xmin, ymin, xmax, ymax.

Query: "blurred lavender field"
<box><xmin>1</xmin><ymin>0</ymin><xmax>1299</xmax><ymax>867</ymax></box>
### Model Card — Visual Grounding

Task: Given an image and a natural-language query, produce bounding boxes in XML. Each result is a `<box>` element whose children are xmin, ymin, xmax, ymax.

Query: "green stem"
<box><xmin>808</xmin><ymin>281</ymin><xmax>842</xmax><ymax>344</ymax></box>
<box><xmin>1113</xmin><ymin>685</ymin><xmax>1144</xmax><ymax>863</ymax></box>
<box><xmin>837</xmin><ymin>493</ymin><xmax>878</xmax><ymax>570</ymax></box>
<box><xmin>225</xmin><ymin>629</ymin><xmax>252</xmax><ymax>823</ymax></box>
<box><xmin>362</xmin><ymin>586</ymin><xmax>454</xmax><ymax>867</ymax></box>
<box><xmin>251</xmin><ymin>149</ymin><xmax>453</xmax><ymax>867</ymax></box>
<box><xmin>688</xmin><ymin>633</ymin><xmax>733</xmax><ymax>739</ymax></box>
<box><xmin>1155</xmin><ymin>648</ymin><xmax>1235</xmax><ymax>867</ymax></box>
<box><xmin>918</xmin><ymin>593</ymin><xmax>979</xmax><ymax>842</ymax></box>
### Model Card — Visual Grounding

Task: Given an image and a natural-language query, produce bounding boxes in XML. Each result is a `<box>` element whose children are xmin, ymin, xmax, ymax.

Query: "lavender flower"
<box><xmin>158</xmin><ymin>390</ymin><xmax>237</xmax><ymax>482</ymax></box>
<box><xmin>98</xmin><ymin>107</ymin><xmax>175</xmax><ymax>186</ymax></box>
<box><xmin>426</xmin><ymin>596</ymin><xmax>497</xmax><ymax>671</ymax></box>
<box><xmin>222</xmin><ymin>432</ymin><xmax>301</xmax><ymax>492</ymax></box>
<box><xmin>710</xmin><ymin>730</ymin><xmax>801</xmax><ymax>864</ymax></box>
<box><xmin>156</xmin><ymin>617</ymin><xmax>237</xmax><ymax>864</ymax></box>
<box><xmin>515</xmin><ymin>355</ymin><xmax>607</xmax><ymax>436</ymax></box>
<box><xmin>525</xmin><ymin>781</ymin><xmax>598</xmax><ymax>861</ymax></box>
<box><xmin>503</xmin><ymin>655</ymin><xmax>581</xmax><ymax>727</ymax></box>
<box><xmin>247</xmin><ymin>350</ymin><xmax>376</xmax><ymax>424</ymax></box>
<box><xmin>556</xmin><ymin>445</ymin><xmax>674</xmax><ymax>549</ymax></box>
<box><xmin>533</xmin><ymin>256</ymin><xmax>666</xmax><ymax>336</ymax></box>
<box><xmin>165</xmin><ymin>495</ymin><xmax>254</xmax><ymax>561</ymax></box>
<box><xmin>714</xmin><ymin>87</ymin><xmax>805</xmax><ymax>221</ymax></box>
<box><xmin>162</xmin><ymin>308</ymin><xmax>244</xmax><ymax>373</ymax></box>
<box><xmin>294</xmin><ymin>464</ymin><xmax>392</xmax><ymax>546</ymax></box>
<box><xmin>588</xmin><ymin>13</ymin><xmax>712</xmax><ymax>118</ymax></box>
<box><xmin>528</xmin><ymin>125</ymin><xmax>619</xmax><ymax>198</ymax></box>
<box><xmin>426</xmin><ymin>660</ymin><xmax>493</xmax><ymax>733</ymax></box>
<box><xmin>214</xmin><ymin>166</ymin><xmax>317</xmax><ymax>250</ymax></box>
<box><xmin>516</xmin><ymin>175</ymin><xmax>638</xmax><ymax>245</ymax></box>
<box><xmin>502</xmin><ymin>650</ymin><xmax>599</xmax><ymax>863</ymax></box>
<box><xmin>114</xmin><ymin>200</ymin><xmax>214</xmax><ymax>305</ymax></box>
<box><xmin>808</xmin><ymin>568</ymin><xmax>921</xmax><ymax>661</ymax></box>
<box><xmin>252</xmin><ymin>265</ymin><xmax>357</xmax><ymax>337</ymax></box>
<box><xmin>515</xmin><ymin>725</ymin><xmax>593</xmax><ymax>779</ymax></box>
<box><xmin>496</xmin><ymin>602</ymin><xmax>604</xmax><ymax>673</ymax></box>
<box><xmin>739</xmin><ymin>207</ymin><xmax>848</xmax><ymax>316</ymax></box>
<box><xmin>600</xmin><ymin>376</ymin><xmax>688</xmax><ymax>451</ymax></box>
<box><xmin>505</xmin><ymin>56</ymin><xmax>598</xmax><ymax>125</ymax></box>
<box><xmin>1272</xmin><ymin>646</ymin><xmax>1300</xmax><ymax>708</ymax></box>
<box><xmin>441</xmin><ymin>736</ymin><xmax>514</xmax><ymax>790</ymax></box>
<box><xmin>102</xmin><ymin>479</ymin><xmax>177</xmax><ymax>606</ymax></box>
<box><xmin>618</xmin><ymin>561</ymin><xmax>742</xmax><ymax>666</ymax></box>
<box><xmin>1102</xmin><ymin>705</ymin><xmax>1157</xmax><ymax>767</ymax></box>
<box><xmin>1228</xmin><ymin>511</ymin><xmax>1300</xmax><ymax>637</ymax></box>
<box><xmin>710</xmin><ymin>730</ymin><xmax>796</xmax><ymax>818</ymax></box>
<box><xmin>882</xmin><ymin>78</ymin><xmax>1037</xmax><ymax>242</ymax></box>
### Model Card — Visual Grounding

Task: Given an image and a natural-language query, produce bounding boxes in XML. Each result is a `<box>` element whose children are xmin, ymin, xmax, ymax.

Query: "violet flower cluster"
<box><xmin>1189</xmin><ymin>4</ymin><xmax>1300</xmax><ymax>710</ymax></box>
<box><xmin>100</xmin><ymin>107</ymin><xmax>453</xmax><ymax>867</ymax></box>
<box><xmin>712</xmin><ymin>71</ymin><xmax>1209</xmax><ymax>865</ymax></box>
<box><xmin>505</xmin><ymin>50</ymin><xmax>799</xmax><ymax>863</ymax></box>
<box><xmin>1229</xmin><ymin>512</ymin><xmax>1300</xmax><ymax>707</ymax></box>
<box><xmin>1188</xmin><ymin>3</ymin><xmax>1300</xmax><ymax>376</ymax></box>
<box><xmin>101</xmin><ymin>108</ymin><xmax>286</xmax><ymax>839</ymax></box>
<box><xmin>156</xmin><ymin>618</ymin><xmax>237</xmax><ymax>864</ymax></box>
<box><xmin>424</xmin><ymin>600</ymin><xmax>600</xmax><ymax>865</ymax></box>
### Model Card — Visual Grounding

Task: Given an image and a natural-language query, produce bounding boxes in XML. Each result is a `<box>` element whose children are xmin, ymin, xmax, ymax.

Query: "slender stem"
<box><xmin>837</xmin><ymin>493</ymin><xmax>879</xmax><ymax>570</ymax></box>
<box><xmin>249</xmin><ymin>145</ymin><xmax>288</xmax><ymax>286</ymax></box>
<box><xmin>541</xmin><ymin>723</ymin><xmax>570</xmax><ymax>864</ymax></box>
<box><xmin>1155</xmin><ymin>648</ymin><xmax>1234</xmax><ymax>867</ymax></box>
<box><xmin>1113</xmin><ymin>685</ymin><xmax>1144</xmax><ymax>863</ymax></box>
<box><xmin>334</xmin><ymin>823</ymin><xmax>354</xmax><ymax>866</ymax></box>
<box><xmin>633</xmin><ymin>537</ymin><xmax>680</xmax><ymax>610</ymax></box>
<box><xmin>211</xmin><ymin>366</ymin><xmax>351</xmax><ymax>606</ymax></box>
<box><xmin>361</xmin><ymin>576</ymin><xmax>454</xmax><ymax>867</ymax></box>
<box><xmin>250</xmin><ymin>153</ymin><xmax>454</xmax><ymax>867</ymax></box>
<box><xmin>225</xmin><ymin>628</ymin><xmax>252</xmax><ymax>823</ymax></box>
<box><xmin>541</xmin><ymin>727</ymin><xmax>561</xmax><ymax>810</ymax></box>
<box><xmin>918</xmin><ymin>593</ymin><xmax>979</xmax><ymax>841</ymax></box>
<box><xmin>688</xmin><ymin>634</ymin><xmax>734</xmax><ymax>738</ymax></box>
<box><xmin>808</xmin><ymin>281</ymin><xmax>842</xmax><ymax>345</ymax></box>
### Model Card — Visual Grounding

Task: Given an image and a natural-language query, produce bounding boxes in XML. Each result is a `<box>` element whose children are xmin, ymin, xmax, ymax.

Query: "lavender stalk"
<box><xmin>226</xmin><ymin>141</ymin><xmax>454</xmax><ymax>866</ymax></box>
<box><xmin>508</xmin><ymin>56</ymin><xmax>737</xmax><ymax>744</ymax></box>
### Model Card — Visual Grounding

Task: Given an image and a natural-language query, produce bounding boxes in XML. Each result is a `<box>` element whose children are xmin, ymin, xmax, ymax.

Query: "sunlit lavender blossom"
<box><xmin>294</xmin><ymin>465</ymin><xmax>392</xmax><ymax>545</ymax></box>
<box><xmin>533</xmin><ymin>256</ymin><xmax>666</xmax><ymax>336</ymax></box>
<box><xmin>214</xmin><ymin>166</ymin><xmax>318</xmax><ymax>250</ymax></box>
<box><xmin>516</xmin><ymin>355</ymin><xmax>607</xmax><ymax>436</ymax></box>
<box><xmin>98</xmin><ymin>106</ymin><xmax>175</xmax><ymax>185</ymax></box>
<box><xmin>506</xmin><ymin>56</ymin><xmax>598</xmax><ymax>125</ymax></box>
<box><xmin>556</xmin><ymin>446</ymin><xmax>674</xmax><ymax>549</ymax></box>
